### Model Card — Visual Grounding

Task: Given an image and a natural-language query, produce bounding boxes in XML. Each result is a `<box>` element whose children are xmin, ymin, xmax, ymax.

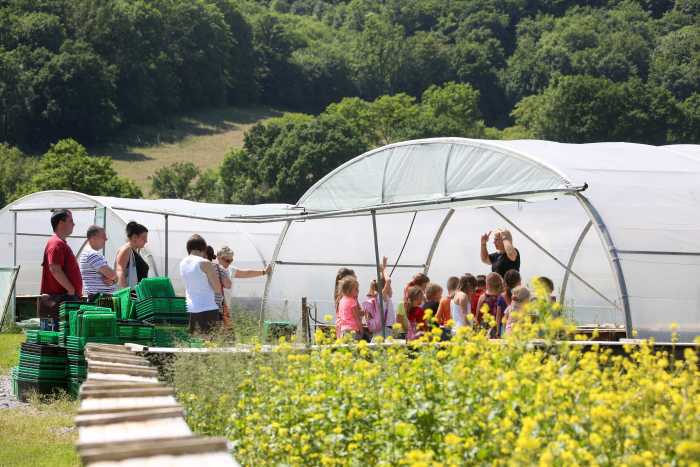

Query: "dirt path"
<box><xmin>0</xmin><ymin>374</ymin><xmax>27</xmax><ymax>410</ymax></box>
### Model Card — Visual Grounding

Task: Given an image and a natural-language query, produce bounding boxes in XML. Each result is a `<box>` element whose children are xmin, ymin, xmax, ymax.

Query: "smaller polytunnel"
<box><xmin>0</xmin><ymin>191</ymin><xmax>293</xmax><ymax>306</ymax></box>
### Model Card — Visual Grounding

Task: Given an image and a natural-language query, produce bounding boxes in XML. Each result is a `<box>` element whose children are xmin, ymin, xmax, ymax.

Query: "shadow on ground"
<box><xmin>93</xmin><ymin>106</ymin><xmax>282</xmax><ymax>158</ymax></box>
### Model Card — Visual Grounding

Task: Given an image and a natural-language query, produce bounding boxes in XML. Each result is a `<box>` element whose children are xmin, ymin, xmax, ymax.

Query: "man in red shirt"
<box><xmin>40</xmin><ymin>209</ymin><xmax>83</xmax><ymax>330</ymax></box>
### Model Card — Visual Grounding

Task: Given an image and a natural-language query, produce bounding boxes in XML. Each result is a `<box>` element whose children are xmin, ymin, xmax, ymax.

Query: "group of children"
<box><xmin>333</xmin><ymin>257</ymin><xmax>555</xmax><ymax>341</ymax></box>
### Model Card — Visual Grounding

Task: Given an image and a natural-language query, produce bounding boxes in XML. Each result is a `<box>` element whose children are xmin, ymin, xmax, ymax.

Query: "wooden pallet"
<box><xmin>76</xmin><ymin>343</ymin><xmax>238</xmax><ymax>466</ymax></box>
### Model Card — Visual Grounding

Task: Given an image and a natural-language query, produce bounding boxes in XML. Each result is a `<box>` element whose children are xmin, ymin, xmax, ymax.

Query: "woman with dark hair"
<box><xmin>115</xmin><ymin>221</ymin><xmax>149</xmax><ymax>287</ymax></box>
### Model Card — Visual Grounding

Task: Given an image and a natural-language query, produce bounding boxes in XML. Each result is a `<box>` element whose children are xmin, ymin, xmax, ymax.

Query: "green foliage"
<box><xmin>220</xmin><ymin>82</ymin><xmax>487</xmax><ymax>203</ymax></box>
<box><xmin>172</xmin><ymin>308</ymin><xmax>700</xmax><ymax>465</ymax></box>
<box><xmin>221</xmin><ymin>112</ymin><xmax>367</xmax><ymax>203</ymax></box>
<box><xmin>512</xmin><ymin>75</ymin><xmax>681</xmax><ymax>144</ymax></box>
<box><xmin>0</xmin><ymin>143</ymin><xmax>35</xmax><ymax>207</ymax></box>
<box><xmin>416</xmin><ymin>82</ymin><xmax>486</xmax><ymax>138</ymax></box>
<box><xmin>650</xmin><ymin>25</ymin><xmax>700</xmax><ymax>100</ymax></box>
<box><xmin>149</xmin><ymin>162</ymin><xmax>222</xmax><ymax>202</ymax></box>
<box><xmin>22</xmin><ymin>139</ymin><xmax>142</xmax><ymax>198</ymax></box>
<box><xmin>2</xmin><ymin>0</ymin><xmax>700</xmax><ymax>149</ymax></box>
<box><xmin>504</xmin><ymin>3</ymin><xmax>657</xmax><ymax>103</ymax></box>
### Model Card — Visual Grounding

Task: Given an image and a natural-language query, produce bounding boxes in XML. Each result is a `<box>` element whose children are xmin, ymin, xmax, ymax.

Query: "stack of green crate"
<box><xmin>135</xmin><ymin>277</ymin><xmax>176</xmax><ymax>299</ymax></box>
<box><xmin>117</xmin><ymin>321</ymin><xmax>154</xmax><ymax>345</ymax></box>
<box><xmin>25</xmin><ymin>330</ymin><xmax>61</xmax><ymax>345</ymax></box>
<box><xmin>134</xmin><ymin>277</ymin><xmax>188</xmax><ymax>324</ymax></box>
<box><xmin>59</xmin><ymin>301</ymin><xmax>83</xmax><ymax>345</ymax></box>
<box><xmin>12</xmin><ymin>342</ymin><xmax>67</xmax><ymax>401</ymax></box>
<box><xmin>135</xmin><ymin>297</ymin><xmax>188</xmax><ymax>324</ymax></box>
<box><xmin>81</xmin><ymin>311</ymin><xmax>117</xmax><ymax>339</ymax></box>
<box><xmin>66</xmin><ymin>336</ymin><xmax>86</xmax><ymax>396</ymax></box>
<box><xmin>71</xmin><ymin>305</ymin><xmax>115</xmax><ymax>339</ymax></box>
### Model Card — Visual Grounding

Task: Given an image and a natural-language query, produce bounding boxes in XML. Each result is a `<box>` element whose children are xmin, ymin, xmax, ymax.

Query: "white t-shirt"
<box><xmin>180</xmin><ymin>255</ymin><xmax>218</xmax><ymax>313</ymax></box>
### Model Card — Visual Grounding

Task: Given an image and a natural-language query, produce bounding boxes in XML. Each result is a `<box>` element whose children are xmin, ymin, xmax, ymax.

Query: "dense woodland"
<box><xmin>1</xmin><ymin>0</ymin><xmax>699</xmax><ymax>205</ymax></box>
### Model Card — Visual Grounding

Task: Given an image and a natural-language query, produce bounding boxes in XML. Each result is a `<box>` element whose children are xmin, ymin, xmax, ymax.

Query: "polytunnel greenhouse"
<box><xmin>1</xmin><ymin>138</ymin><xmax>699</xmax><ymax>340</ymax></box>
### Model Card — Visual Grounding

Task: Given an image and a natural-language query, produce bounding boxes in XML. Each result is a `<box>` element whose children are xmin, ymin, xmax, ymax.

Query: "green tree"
<box><xmin>220</xmin><ymin>112</ymin><xmax>367</xmax><ymax>203</ymax></box>
<box><xmin>650</xmin><ymin>25</ymin><xmax>700</xmax><ymax>100</ymax></box>
<box><xmin>416</xmin><ymin>82</ymin><xmax>485</xmax><ymax>138</ymax></box>
<box><xmin>366</xmin><ymin>94</ymin><xmax>420</xmax><ymax>145</ymax></box>
<box><xmin>671</xmin><ymin>93</ymin><xmax>700</xmax><ymax>142</ymax></box>
<box><xmin>504</xmin><ymin>4</ymin><xmax>657</xmax><ymax>103</ymax></box>
<box><xmin>149</xmin><ymin>162</ymin><xmax>222</xmax><ymax>201</ymax></box>
<box><xmin>512</xmin><ymin>75</ymin><xmax>680</xmax><ymax>144</ymax></box>
<box><xmin>33</xmin><ymin>40</ymin><xmax>120</xmax><ymax>143</ymax></box>
<box><xmin>350</xmin><ymin>12</ymin><xmax>406</xmax><ymax>98</ymax></box>
<box><xmin>0</xmin><ymin>143</ymin><xmax>34</xmax><ymax>207</ymax></box>
<box><xmin>23</xmin><ymin>139</ymin><xmax>142</xmax><ymax>198</ymax></box>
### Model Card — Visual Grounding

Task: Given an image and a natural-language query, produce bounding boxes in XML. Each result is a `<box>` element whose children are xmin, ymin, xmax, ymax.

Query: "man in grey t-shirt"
<box><xmin>79</xmin><ymin>225</ymin><xmax>117</xmax><ymax>300</ymax></box>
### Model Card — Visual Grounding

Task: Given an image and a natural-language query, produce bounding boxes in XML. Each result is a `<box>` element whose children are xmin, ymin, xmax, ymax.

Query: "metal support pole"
<box><xmin>424</xmin><ymin>208</ymin><xmax>455</xmax><ymax>275</ymax></box>
<box><xmin>12</xmin><ymin>210</ymin><xmax>17</xmax><ymax>266</ymax></box>
<box><xmin>574</xmin><ymin>193</ymin><xmax>633</xmax><ymax>337</ymax></box>
<box><xmin>260</xmin><ymin>220</ymin><xmax>292</xmax><ymax>331</ymax></box>
<box><xmin>490</xmin><ymin>206</ymin><xmax>619</xmax><ymax>310</ymax></box>
<box><xmin>371</xmin><ymin>210</ymin><xmax>386</xmax><ymax>338</ymax></box>
<box><xmin>560</xmin><ymin>220</ymin><xmax>593</xmax><ymax>305</ymax></box>
<box><xmin>164</xmin><ymin>214</ymin><xmax>169</xmax><ymax>278</ymax></box>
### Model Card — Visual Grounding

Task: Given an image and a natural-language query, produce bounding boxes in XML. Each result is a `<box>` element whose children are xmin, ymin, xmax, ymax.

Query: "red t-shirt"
<box><xmin>40</xmin><ymin>235</ymin><xmax>83</xmax><ymax>296</ymax></box>
<box><xmin>408</xmin><ymin>306</ymin><xmax>426</xmax><ymax>331</ymax></box>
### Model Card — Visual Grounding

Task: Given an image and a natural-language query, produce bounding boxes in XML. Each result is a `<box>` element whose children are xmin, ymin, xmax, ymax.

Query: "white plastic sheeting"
<box><xmin>0</xmin><ymin>192</ymin><xmax>291</xmax><ymax>301</ymax></box>
<box><xmin>2</xmin><ymin>139</ymin><xmax>699</xmax><ymax>340</ymax></box>
<box><xmin>275</xmin><ymin>139</ymin><xmax>700</xmax><ymax>341</ymax></box>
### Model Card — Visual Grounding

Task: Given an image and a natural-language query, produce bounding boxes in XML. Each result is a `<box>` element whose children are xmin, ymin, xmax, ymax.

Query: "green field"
<box><xmin>0</xmin><ymin>332</ymin><xmax>23</xmax><ymax>373</ymax></box>
<box><xmin>0</xmin><ymin>333</ymin><xmax>79</xmax><ymax>467</ymax></box>
<box><xmin>96</xmin><ymin>106</ymin><xmax>280</xmax><ymax>193</ymax></box>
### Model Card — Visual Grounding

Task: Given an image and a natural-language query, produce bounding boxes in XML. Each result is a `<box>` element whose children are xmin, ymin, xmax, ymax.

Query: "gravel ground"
<box><xmin>0</xmin><ymin>374</ymin><xmax>27</xmax><ymax>410</ymax></box>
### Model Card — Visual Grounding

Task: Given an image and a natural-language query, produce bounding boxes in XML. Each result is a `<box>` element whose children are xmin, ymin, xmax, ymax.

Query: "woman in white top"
<box><xmin>451</xmin><ymin>275</ymin><xmax>475</xmax><ymax>334</ymax></box>
<box><xmin>179</xmin><ymin>234</ymin><xmax>222</xmax><ymax>335</ymax></box>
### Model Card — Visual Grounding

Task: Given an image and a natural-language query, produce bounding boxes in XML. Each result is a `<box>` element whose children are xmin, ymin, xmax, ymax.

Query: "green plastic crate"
<box><xmin>80</xmin><ymin>313</ymin><xmax>117</xmax><ymax>339</ymax></box>
<box><xmin>135</xmin><ymin>277</ymin><xmax>176</xmax><ymax>300</ymax></box>
<box><xmin>113</xmin><ymin>288</ymin><xmax>134</xmax><ymax>320</ymax></box>
<box><xmin>25</xmin><ymin>330</ymin><xmax>62</xmax><ymax>345</ymax></box>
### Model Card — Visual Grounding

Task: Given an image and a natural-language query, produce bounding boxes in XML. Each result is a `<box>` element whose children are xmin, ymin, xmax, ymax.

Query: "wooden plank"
<box><xmin>81</xmin><ymin>381</ymin><xmax>162</xmax><ymax>391</ymax></box>
<box><xmin>87</xmin><ymin>364</ymin><xmax>158</xmax><ymax>377</ymax></box>
<box><xmin>85</xmin><ymin>344</ymin><xmax>135</xmax><ymax>355</ymax></box>
<box><xmin>85</xmin><ymin>355</ymin><xmax>158</xmax><ymax>372</ymax></box>
<box><xmin>78</xmin><ymin>404</ymin><xmax>182</xmax><ymax>416</ymax></box>
<box><xmin>78</xmin><ymin>417</ymin><xmax>192</xmax><ymax>444</ymax></box>
<box><xmin>81</xmin><ymin>387</ymin><xmax>174</xmax><ymax>399</ymax></box>
<box><xmin>123</xmin><ymin>343</ymin><xmax>146</xmax><ymax>352</ymax></box>
<box><xmin>80</xmin><ymin>395</ymin><xmax>176</xmax><ymax>410</ymax></box>
<box><xmin>86</xmin><ymin>373</ymin><xmax>159</xmax><ymax>383</ymax></box>
<box><xmin>75</xmin><ymin>343</ymin><xmax>239</xmax><ymax>466</ymax></box>
<box><xmin>78</xmin><ymin>436</ymin><xmax>229</xmax><ymax>463</ymax></box>
<box><xmin>88</xmin><ymin>452</ymin><xmax>237</xmax><ymax>467</ymax></box>
<box><xmin>76</xmin><ymin>407</ymin><xmax>185</xmax><ymax>427</ymax></box>
<box><xmin>85</xmin><ymin>353</ymin><xmax>151</xmax><ymax>366</ymax></box>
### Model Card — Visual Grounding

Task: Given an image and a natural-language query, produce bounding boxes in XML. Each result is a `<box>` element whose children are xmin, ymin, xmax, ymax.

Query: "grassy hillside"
<box><xmin>95</xmin><ymin>106</ymin><xmax>280</xmax><ymax>194</ymax></box>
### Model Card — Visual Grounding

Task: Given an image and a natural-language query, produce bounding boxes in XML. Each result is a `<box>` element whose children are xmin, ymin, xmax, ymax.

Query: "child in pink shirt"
<box><xmin>336</xmin><ymin>276</ymin><xmax>363</xmax><ymax>340</ymax></box>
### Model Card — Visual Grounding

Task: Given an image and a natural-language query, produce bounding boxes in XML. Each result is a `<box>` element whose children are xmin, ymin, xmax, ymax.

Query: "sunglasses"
<box><xmin>220</xmin><ymin>257</ymin><xmax>233</xmax><ymax>264</ymax></box>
